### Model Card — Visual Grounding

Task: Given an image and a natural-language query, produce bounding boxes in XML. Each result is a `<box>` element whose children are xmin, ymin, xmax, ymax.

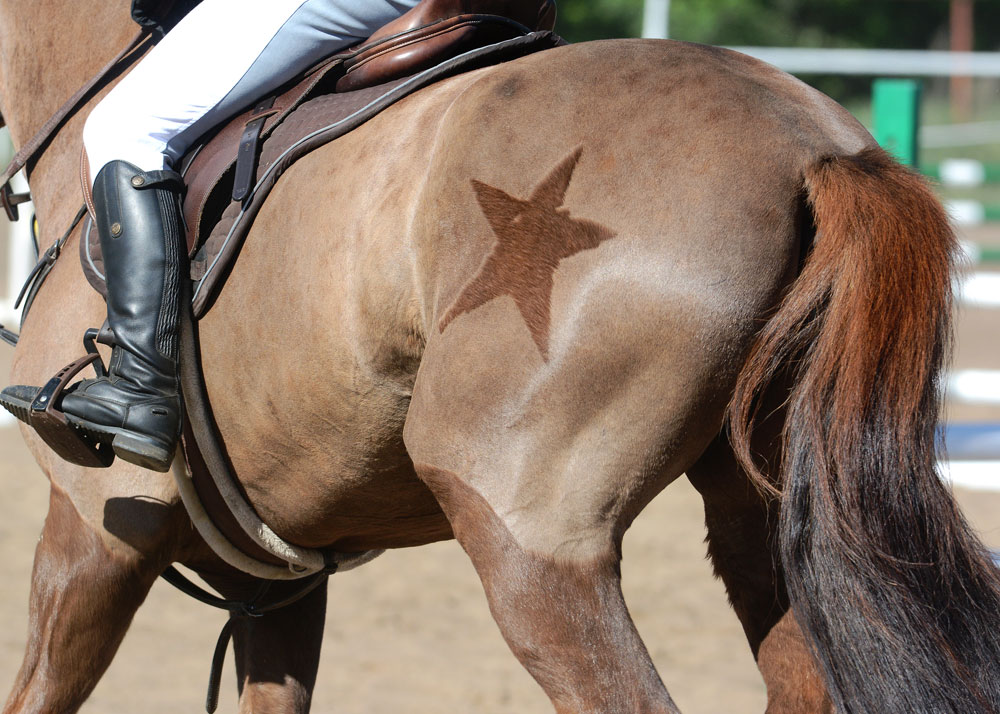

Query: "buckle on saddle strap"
<box><xmin>1</xmin><ymin>181</ymin><xmax>31</xmax><ymax>222</ymax></box>
<box><xmin>27</xmin><ymin>330</ymin><xmax>114</xmax><ymax>468</ymax></box>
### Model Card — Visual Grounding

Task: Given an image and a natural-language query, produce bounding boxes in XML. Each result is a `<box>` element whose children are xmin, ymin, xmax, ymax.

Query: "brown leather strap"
<box><xmin>0</xmin><ymin>29</ymin><xmax>153</xmax><ymax>193</ymax></box>
<box><xmin>181</xmin><ymin>419</ymin><xmax>288</xmax><ymax>567</ymax></box>
<box><xmin>232</xmin><ymin>97</ymin><xmax>276</xmax><ymax>203</ymax></box>
<box><xmin>182</xmin><ymin>57</ymin><xmax>344</xmax><ymax>246</ymax></box>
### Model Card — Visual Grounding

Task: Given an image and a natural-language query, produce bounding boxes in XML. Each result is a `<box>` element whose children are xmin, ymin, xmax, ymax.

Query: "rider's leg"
<box><xmin>54</xmin><ymin>164</ymin><xmax>186</xmax><ymax>471</ymax></box>
<box><xmin>82</xmin><ymin>0</ymin><xmax>423</xmax><ymax>178</ymax></box>
<box><xmin>0</xmin><ymin>0</ymin><xmax>420</xmax><ymax>469</ymax></box>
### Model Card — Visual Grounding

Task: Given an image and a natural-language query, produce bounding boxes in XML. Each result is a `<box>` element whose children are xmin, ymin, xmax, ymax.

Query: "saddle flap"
<box><xmin>181</xmin><ymin>56</ymin><xmax>347</xmax><ymax>249</ymax></box>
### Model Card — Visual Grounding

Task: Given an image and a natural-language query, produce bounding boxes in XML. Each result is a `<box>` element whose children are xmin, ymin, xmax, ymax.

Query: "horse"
<box><xmin>3</xmin><ymin>1</ymin><xmax>1000</xmax><ymax>712</ymax></box>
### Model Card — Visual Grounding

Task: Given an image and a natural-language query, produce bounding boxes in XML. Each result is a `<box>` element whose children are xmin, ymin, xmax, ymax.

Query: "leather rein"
<box><xmin>0</xmin><ymin>29</ymin><xmax>154</xmax><ymax>221</ymax></box>
<box><xmin>0</xmin><ymin>28</ymin><xmax>154</xmax><ymax>347</ymax></box>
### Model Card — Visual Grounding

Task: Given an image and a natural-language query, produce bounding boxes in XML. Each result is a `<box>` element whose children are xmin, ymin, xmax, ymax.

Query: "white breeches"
<box><xmin>83</xmin><ymin>0</ymin><xmax>419</xmax><ymax>182</ymax></box>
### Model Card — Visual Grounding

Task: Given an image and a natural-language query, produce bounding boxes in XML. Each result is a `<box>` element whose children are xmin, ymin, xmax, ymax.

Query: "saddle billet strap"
<box><xmin>181</xmin><ymin>57</ymin><xmax>345</xmax><ymax>245</ymax></box>
<box><xmin>0</xmin><ymin>29</ymin><xmax>153</xmax><ymax>197</ymax></box>
<box><xmin>232</xmin><ymin>97</ymin><xmax>277</xmax><ymax>203</ymax></box>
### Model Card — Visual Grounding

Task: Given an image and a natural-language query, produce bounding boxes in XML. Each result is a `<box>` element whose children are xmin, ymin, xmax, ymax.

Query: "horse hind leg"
<box><xmin>403</xmin><ymin>329</ymin><xmax>733</xmax><ymax>711</ymax></box>
<box><xmin>686</xmin><ymin>386</ymin><xmax>833</xmax><ymax>714</ymax></box>
<box><xmin>415</xmin><ymin>463</ymin><xmax>680</xmax><ymax>714</ymax></box>
<box><xmin>197</xmin><ymin>572</ymin><xmax>328</xmax><ymax>714</ymax></box>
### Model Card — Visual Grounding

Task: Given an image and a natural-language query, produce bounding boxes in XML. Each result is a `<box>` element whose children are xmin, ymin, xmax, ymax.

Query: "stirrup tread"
<box><xmin>0</xmin><ymin>392</ymin><xmax>32</xmax><ymax>424</ymax></box>
<box><xmin>1</xmin><ymin>352</ymin><xmax>117</xmax><ymax>468</ymax></box>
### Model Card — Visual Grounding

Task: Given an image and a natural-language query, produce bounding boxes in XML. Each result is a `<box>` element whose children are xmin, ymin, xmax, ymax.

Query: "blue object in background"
<box><xmin>941</xmin><ymin>423</ymin><xmax>1000</xmax><ymax>461</ymax></box>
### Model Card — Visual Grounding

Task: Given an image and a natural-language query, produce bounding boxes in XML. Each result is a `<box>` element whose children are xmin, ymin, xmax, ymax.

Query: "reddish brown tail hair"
<box><xmin>730</xmin><ymin>147</ymin><xmax>1000</xmax><ymax>713</ymax></box>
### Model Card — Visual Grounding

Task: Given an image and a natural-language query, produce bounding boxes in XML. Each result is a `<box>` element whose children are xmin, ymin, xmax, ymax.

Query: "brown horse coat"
<box><xmin>4</xmin><ymin>2</ymin><xmax>1000</xmax><ymax>713</ymax></box>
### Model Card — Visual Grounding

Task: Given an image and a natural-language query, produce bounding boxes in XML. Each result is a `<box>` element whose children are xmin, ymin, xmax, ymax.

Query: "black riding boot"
<box><xmin>3</xmin><ymin>160</ymin><xmax>185</xmax><ymax>471</ymax></box>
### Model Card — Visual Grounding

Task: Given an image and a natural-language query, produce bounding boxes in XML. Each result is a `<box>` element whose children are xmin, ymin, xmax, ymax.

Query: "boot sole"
<box><xmin>0</xmin><ymin>392</ymin><xmax>32</xmax><ymax>425</ymax></box>
<box><xmin>64</xmin><ymin>416</ymin><xmax>174</xmax><ymax>473</ymax></box>
<box><xmin>1</xmin><ymin>391</ymin><xmax>172</xmax><ymax>471</ymax></box>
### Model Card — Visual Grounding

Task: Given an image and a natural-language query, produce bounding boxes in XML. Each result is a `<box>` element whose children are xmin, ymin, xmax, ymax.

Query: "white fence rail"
<box><xmin>726</xmin><ymin>47</ymin><xmax>1000</xmax><ymax>77</ymax></box>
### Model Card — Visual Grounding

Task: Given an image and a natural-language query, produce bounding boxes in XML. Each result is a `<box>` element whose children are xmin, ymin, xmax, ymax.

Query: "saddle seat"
<box><xmin>338</xmin><ymin>0</ymin><xmax>557</xmax><ymax>91</ymax></box>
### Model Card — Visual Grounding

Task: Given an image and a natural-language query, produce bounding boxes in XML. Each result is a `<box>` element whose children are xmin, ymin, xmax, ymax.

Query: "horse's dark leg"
<box><xmin>199</xmin><ymin>574</ymin><xmax>328</xmax><ymax>714</ymax></box>
<box><xmin>687</xmin><ymin>431</ymin><xmax>833</xmax><ymax>714</ymax></box>
<box><xmin>2</xmin><ymin>484</ymin><xmax>174</xmax><ymax>714</ymax></box>
<box><xmin>415</xmin><ymin>465</ymin><xmax>680</xmax><ymax>714</ymax></box>
<box><xmin>755</xmin><ymin>611</ymin><xmax>832</xmax><ymax>714</ymax></box>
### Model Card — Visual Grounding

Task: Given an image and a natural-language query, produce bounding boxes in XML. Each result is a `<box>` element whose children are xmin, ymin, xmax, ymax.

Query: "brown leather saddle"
<box><xmin>81</xmin><ymin>1</ymin><xmax>560</xmax><ymax>319</ymax></box>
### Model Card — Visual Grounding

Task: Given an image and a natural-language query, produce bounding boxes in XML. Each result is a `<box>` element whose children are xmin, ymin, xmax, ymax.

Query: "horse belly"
<box><xmin>194</xmin><ymin>111</ymin><xmax>458</xmax><ymax>551</ymax></box>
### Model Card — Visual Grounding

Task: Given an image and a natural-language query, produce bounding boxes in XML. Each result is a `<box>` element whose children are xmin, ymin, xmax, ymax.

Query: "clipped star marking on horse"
<box><xmin>439</xmin><ymin>148</ymin><xmax>616</xmax><ymax>360</ymax></box>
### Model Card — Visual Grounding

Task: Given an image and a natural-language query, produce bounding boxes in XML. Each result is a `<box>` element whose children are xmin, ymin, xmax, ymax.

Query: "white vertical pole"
<box><xmin>0</xmin><ymin>127</ymin><xmax>35</xmax><ymax>328</ymax></box>
<box><xmin>0</xmin><ymin>127</ymin><xmax>31</xmax><ymax>427</ymax></box>
<box><xmin>642</xmin><ymin>0</ymin><xmax>670</xmax><ymax>39</ymax></box>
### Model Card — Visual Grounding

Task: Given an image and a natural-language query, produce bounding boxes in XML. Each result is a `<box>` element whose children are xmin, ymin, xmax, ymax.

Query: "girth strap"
<box><xmin>232</xmin><ymin>97</ymin><xmax>276</xmax><ymax>203</ymax></box>
<box><xmin>159</xmin><ymin>564</ymin><xmax>333</xmax><ymax>713</ymax></box>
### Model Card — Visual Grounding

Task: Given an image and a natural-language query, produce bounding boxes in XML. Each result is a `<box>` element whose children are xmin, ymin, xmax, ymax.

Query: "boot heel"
<box><xmin>112</xmin><ymin>431</ymin><xmax>174</xmax><ymax>472</ymax></box>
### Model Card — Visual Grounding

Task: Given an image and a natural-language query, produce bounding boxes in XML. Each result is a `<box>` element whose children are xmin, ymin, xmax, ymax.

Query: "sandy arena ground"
<box><xmin>0</xmin><ymin>226</ymin><xmax>998</xmax><ymax>713</ymax></box>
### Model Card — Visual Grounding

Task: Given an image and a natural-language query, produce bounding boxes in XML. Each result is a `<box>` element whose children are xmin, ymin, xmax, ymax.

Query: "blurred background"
<box><xmin>1</xmin><ymin>2</ymin><xmax>998</xmax><ymax>712</ymax></box>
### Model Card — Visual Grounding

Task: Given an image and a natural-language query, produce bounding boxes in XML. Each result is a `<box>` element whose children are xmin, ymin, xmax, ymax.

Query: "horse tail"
<box><xmin>729</xmin><ymin>146</ymin><xmax>1000</xmax><ymax>713</ymax></box>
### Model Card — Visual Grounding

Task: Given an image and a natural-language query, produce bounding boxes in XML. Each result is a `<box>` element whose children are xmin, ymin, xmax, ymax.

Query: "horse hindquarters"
<box><xmin>730</xmin><ymin>147</ymin><xmax>1000</xmax><ymax>713</ymax></box>
<box><xmin>400</xmin><ymin>149</ymin><xmax>784</xmax><ymax>710</ymax></box>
